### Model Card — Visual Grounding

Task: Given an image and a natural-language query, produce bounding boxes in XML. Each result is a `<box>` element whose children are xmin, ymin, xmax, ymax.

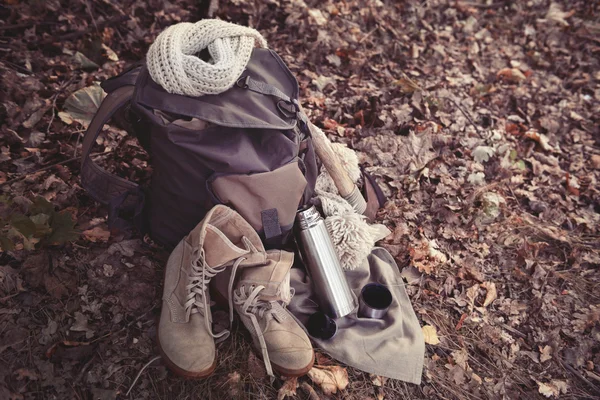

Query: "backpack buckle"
<box><xmin>277</xmin><ymin>100</ymin><xmax>297</xmax><ymax>118</ymax></box>
<box><xmin>236</xmin><ymin>75</ymin><xmax>250</xmax><ymax>89</ymax></box>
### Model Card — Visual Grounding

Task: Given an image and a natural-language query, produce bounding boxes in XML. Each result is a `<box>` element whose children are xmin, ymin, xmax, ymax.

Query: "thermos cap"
<box><xmin>296</xmin><ymin>205</ymin><xmax>322</xmax><ymax>230</ymax></box>
<box><xmin>307</xmin><ymin>312</ymin><xmax>337</xmax><ymax>340</ymax></box>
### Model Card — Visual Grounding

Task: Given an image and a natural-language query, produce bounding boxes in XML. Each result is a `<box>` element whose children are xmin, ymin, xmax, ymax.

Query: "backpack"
<box><xmin>81</xmin><ymin>48</ymin><xmax>318</xmax><ymax>248</ymax></box>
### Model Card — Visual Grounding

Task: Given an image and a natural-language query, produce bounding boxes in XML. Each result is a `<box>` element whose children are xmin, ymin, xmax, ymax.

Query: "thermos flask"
<box><xmin>295</xmin><ymin>205</ymin><xmax>357</xmax><ymax>319</ymax></box>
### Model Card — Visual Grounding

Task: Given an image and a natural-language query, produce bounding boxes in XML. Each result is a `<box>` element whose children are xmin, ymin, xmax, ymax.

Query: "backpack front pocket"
<box><xmin>208</xmin><ymin>160</ymin><xmax>307</xmax><ymax>244</ymax></box>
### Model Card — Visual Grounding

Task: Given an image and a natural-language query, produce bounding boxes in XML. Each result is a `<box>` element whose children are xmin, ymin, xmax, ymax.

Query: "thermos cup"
<box><xmin>358</xmin><ymin>283</ymin><xmax>393</xmax><ymax>319</ymax></box>
<box><xmin>296</xmin><ymin>205</ymin><xmax>357</xmax><ymax>319</ymax></box>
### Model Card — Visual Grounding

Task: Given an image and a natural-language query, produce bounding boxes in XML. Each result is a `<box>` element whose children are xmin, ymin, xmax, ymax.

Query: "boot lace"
<box><xmin>233</xmin><ymin>284</ymin><xmax>290</xmax><ymax>377</ymax></box>
<box><xmin>185</xmin><ymin>248</ymin><xmax>228</xmax><ymax>341</ymax></box>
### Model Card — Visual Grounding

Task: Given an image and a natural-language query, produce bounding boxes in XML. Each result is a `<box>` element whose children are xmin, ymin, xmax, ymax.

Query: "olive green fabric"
<box><xmin>288</xmin><ymin>247</ymin><xmax>424</xmax><ymax>384</ymax></box>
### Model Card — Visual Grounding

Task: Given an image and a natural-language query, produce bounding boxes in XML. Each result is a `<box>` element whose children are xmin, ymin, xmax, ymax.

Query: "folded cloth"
<box><xmin>288</xmin><ymin>247</ymin><xmax>424</xmax><ymax>384</ymax></box>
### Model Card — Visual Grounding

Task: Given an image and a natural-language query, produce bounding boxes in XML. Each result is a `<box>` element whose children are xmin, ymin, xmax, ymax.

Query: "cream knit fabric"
<box><xmin>315</xmin><ymin>139</ymin><xmax>391</xmax><ymax>271</ymax></box>
<box><xmin>147</xmin><ymin>20</ymin><xmax>267</xmax><ymax>97</ymax></box>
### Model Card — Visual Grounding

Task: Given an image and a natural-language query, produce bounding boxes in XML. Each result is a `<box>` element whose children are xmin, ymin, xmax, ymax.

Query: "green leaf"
<box><xmin>30</xmin><ymin>213</ymin><xmax>53</xmax><ymax>237</ymax></box>
<box><xmin>46</xmin><ymin>211</ymin><xmax>79</xmax><ymax>245</ymax></box>
<box><xmin>0</xmin><ymin>235</ymin><xmax>14</xmax><ymax>251</ymax></box>
<box><xmin>29</xmin><ymin>196</ymin><xmax>55</xmax><ymax>216</ymax></box>
<box><xmin>10</xmin><ymin>214</ymin><xmax>36</xmax><ymax>238</ymax></box>
<box><xmin>58</xmin><ymin>84</ymin><xmax>106</xmax><ymax>128</ymax></box>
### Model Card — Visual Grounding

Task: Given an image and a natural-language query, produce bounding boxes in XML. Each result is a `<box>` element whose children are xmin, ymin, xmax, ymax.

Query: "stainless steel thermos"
<box><xmin>296</xmin><ymin>205</ymin><xmax>357</xmax><ymax>319</ymax></box>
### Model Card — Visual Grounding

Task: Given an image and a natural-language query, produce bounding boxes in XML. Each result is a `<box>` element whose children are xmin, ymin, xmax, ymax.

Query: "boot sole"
<box><xmin>156</xmin><ymin>332</ymin><xmax>217</xmax><ymax>379</ymax></box>
<box><xmin>268</xmin><ymin>351</ymin><xmax>315</xmax><ymax>377</ymax></box>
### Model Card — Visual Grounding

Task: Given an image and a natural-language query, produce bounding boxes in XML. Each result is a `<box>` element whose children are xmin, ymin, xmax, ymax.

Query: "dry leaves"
<box><xmin>540</xmin><ymin>345</ymin><xmax>553</xmax><ymax>363</ymax></box>
<box><xmin>497</xmin><ymin>68</ymin><xmax>527</xmax><ymax>83</ymax></box>
<box><xmin>277</xmin><ymin>377</ymin><xmax>298</xmax><ymax>400</ymax></box>
<box><xmin>82</xmin><ymin>226</ymin><xmax>111</xmax><ymax>243</ymax></box>
<box><xmin>481</xmin><ymin>282</ymin><xmax>497</xmax><ymax>307</ymax></box>
<box><xmin>524</xmin><ymin>129</ymin><xmax>553</xmax><ymax>151</ymax></box>
<box><xmin>58</xmin><ymin>84</ymin><xmax>106</xmax><ymax>128</ymax></box>
<box><xmin>537</xmin><ymin>380</ymin><xmax>568</xmax><ymax>397</ymax></box>
<box><xmin>307</xmin><ymin>365</ymin><xmax>349</xmax><ymax>395</ymax></box>
<box><xmin>422</xmin><ymin>325</ymin><xmax>440</xmax><ymax>345</ymax></box>
<box><xmin>410</xmin><ymin>238</ymin><xmax>447</xmax><ymax>274</ymax></box>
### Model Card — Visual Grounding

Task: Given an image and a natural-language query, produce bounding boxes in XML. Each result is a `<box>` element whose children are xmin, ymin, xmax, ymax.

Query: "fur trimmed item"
<box><xmin>316</xmin><ymin>140</ymin><xmax>390</xmax><ymax>270</ymax></box>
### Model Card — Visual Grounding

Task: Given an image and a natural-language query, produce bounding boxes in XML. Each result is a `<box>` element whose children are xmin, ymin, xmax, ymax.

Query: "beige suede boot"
<box><xmin>215</xmin><ymin>250</ymin><xmax>314</xmax><ymax>377</ymax></box>
<box><xmin>158</xmin><ymin>205</ymin><xmax>267</xmax><ymax>378</ymax></box>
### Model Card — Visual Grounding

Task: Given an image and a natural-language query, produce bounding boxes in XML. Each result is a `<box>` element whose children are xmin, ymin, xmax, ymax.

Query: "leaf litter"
<box><xmin>0</xmin><ymin>0</ymin><xmax>599</xmax><ymax>399</ymax></box>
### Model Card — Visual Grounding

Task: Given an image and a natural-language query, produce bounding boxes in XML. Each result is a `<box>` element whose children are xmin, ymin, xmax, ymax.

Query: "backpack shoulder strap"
<box><xmin>81</xmin><ymin>85</ymin><xmax>146</xmax><ymax>233</ymax></box>
<box><xmin>80</xmin><ymin>85</ymin><xmax>138</xmax><ymax>205</ymax></box>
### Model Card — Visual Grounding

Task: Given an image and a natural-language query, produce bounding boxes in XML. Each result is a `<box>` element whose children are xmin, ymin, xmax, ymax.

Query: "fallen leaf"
<box><xmin>82</xmin><ymin>226</ymin><xmax>110</xmax><ymax>243</ymax></box>
<box><xmin>393</xmin><ymin>73</ymin><xmax>422</xmax><ymax>93</ymax></box>
<box><xmin>411</xmin><ymin>238</ymin><xmax>447</xmax><ymax>274</ymax></box>
<box><xmin>540</xmin><ymin>345</ymin><xmax>553</xmax><ymax>363</ymax></box>
<box><xmin>90</xmin><ymin>388</ymin><xmax>117</xmax><ymax>400</ymax></box>
<box><xmin>537</xmin><ymin>380</ymin><xmax>568</xmax><ymax>398</ymax></box>
<box><xmin>14</xmin><ymin>368</ymin><xmax>39</xmax><ymax>381</ymax></box>
<box><xmin>481</xmin><ymin>282</ymin><xmax>497</xmax><ymax>307</ymax></box>
<box><xmin>73</xmin><ymin>52</ymin><xmax>100</xmax><ymax>70</ymax></box>
<box><xmin>472</xmin><ymin>146</ymin><xmax>495</xmax><ymax>163</ymax></box>
<box><xmin>370</xmin><ymin>374</ymin><xmax>387</xmax><ymax>387</ymax></box>
<box><xmin>545</xmin><ymin>2</ymin><xmax>574</xmax><ymax>26</ymax></box>
<box><xmin>70</xmin><ymin>312</ymin><xmax>94</xmax><ymax>339</ymax></box>
<box><xmin>277</xmin><ymin>377</ymin><xmax>298</xmax><ymax>400</ymax></box>
<box><xmin>524</xmin><ymin>129</ymin><xmax>553</xmax><ymax>151</ymax></box>
<box><xmin>58</xmin><ymin>84</ymin><xmax>106</xmax><ymax>128</ymax></box>
<box><xmin>497</xmin><ymin>68</ymin><xmax>527</xmax><ymax>83</ymax></box>
<box><xmin>422</xmin><ymin>325</ymin><xmax>440</xmax><ymax>345</ymax></box>
<box><xmin>307</xmin><ymin>365</ymin><xmax>349</xmax><ymax>395</ymax></box>
<box><xmin>101</xmin><ymin>44</ymin><xmax>119</xmax><ymax>62</ymax></box>
<box><xmin>468</xmin><ymin>172</ymin><xmax>486</xmax><ymax>186</ymax></box>
<box><xmin>308</xmin><ymin>9</ymin><xmax>327</xmax><ymax>25</ymax></box>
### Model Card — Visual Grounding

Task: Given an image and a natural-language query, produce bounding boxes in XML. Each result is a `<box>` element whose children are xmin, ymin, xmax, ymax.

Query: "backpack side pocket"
<box><xmin>208</xmin><ymin>160</ymin><xmax>307</xmax><ymax>246</ymax></box>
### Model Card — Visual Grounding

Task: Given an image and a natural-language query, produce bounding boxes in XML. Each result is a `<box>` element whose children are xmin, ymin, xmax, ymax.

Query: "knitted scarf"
<box><xmin>147</xmin><ymin>19</ymin><xmax>268</xmax><ymax>97</ymax></box>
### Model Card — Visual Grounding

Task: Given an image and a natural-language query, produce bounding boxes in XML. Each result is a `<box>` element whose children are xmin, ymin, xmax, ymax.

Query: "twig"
<box><xmin>47</xmin><ymin>77</ymin><xmax>75</xmax><ymax>134</ymax></box>
<box><xmin>0</xmin><ymin>21</ymin><xmax>55</xmax><ymax>31</ymax></box>
<box><xmin>300</xmin><ymin>382</ymin><xmax>320</xmax><ymax>400</ymax></box>
<box><xmin>438</xmin><ymin>96</ymin><xmax>483</xmax><ymax>137</ymax></box>
<box><xmin>126</xmin><ymin>356</ymin><xmax>162</xmax><ymax>396</ymax></box>
<box><xmin>359</xmin><ymin>26</ymin><xmax>379</xmax><ymax>43</ymax></box>
<box><xmin>0</xmin><ymin>150</ymin><xmax>114</xmax><ymax>187</ymax></box>
<box><xmin>558</xmin><ymin>358</ymin><xmax>600</xmax><ymax>394</ymax></box>
<box><xmin>458</xmin><ymin>1</ymin><xmax>509</xmax><ymax>9</ymax></box>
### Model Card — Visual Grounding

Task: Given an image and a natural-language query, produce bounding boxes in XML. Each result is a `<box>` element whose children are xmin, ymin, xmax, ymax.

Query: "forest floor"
<box><xmin>1</xmin><ymin>0</ymin><xmax>599</xmax><ymax>399</ymax></box>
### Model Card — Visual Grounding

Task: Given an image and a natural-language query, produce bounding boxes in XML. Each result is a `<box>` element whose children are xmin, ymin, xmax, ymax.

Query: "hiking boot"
<box><xmin>158</xmin><ymin>205</ymin><xmax>267</xmax><ymax>378</ymax></box>
<box><xmin>214</xmin><ymin>250</ymin><xmax>315</xmax><ymax>377</ymax></box>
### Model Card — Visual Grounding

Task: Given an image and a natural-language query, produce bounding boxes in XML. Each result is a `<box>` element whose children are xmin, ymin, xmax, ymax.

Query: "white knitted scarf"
<box><xmin>146</xmin><ymin>20</ymin><xmax>268</xmax><ymax>97</ymax></box>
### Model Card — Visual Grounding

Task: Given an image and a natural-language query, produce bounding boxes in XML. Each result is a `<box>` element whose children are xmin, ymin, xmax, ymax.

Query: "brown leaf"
<box><xmin>43</xmin><ymin>275</ymin><xmax>69</xmax><ymax>299</ymax></box>
<box><xmin>524</xmin><ymin>129</ymin><xmax>553</xmax><ymax>151</ymax></box>
<box><xmin>247</xmin><ymin>351</ymin><xmax>267</xmax><ymax>380</ymax></box>
<box><xmin>322</xmin><ymin>118</ymin><xmax>339</xmax><ymax>130</ymax></box>
<box><xmin>422</xmin><ymin>325</ymin><xmax>440</xmax><ymax>345</ymax></box>
<box><xmin>14</xmin><ymin>368</ymin><xmax>39</xmax><ymax>381</ymax></box>
<box><xmin>307</xmin><ymin>365</ymin><xmax>349</xmax><ymax>395</ymax></box>
<box><xmin>536</xmin><ymin>380</ymin><xmax>568</xmax><ymax>398</ymax></box>
<box><xmin>277</xmin><ymin>377</ymin><xmax>298</xmax><ymax>400</ymax></box>
<box><xmin>497</xmin><ymin>68</ymin><xmax>527</xmax><ymax>83</ymax></box>
<box><xmin>481</xmin><ymin>282</ymin><xmax>497</xmax><ymax>307</ymax></box>
<box><xmin>370</xmin><ymin>374</ymin><xmax>387</xmax><ymax>387</ymax></box>
<box><xmin>410</xmin><ymin>238</ymin><xmax>447</xmax><ymax>275</ymax></box>
<box><xmin>82</xmin><ymin>226</ymin><xmax>111</xmax><ymax>243</ymax></box>
<box><xmin>540</xmin><ymin>345</ymin><xmax>553</xmax><ymax>363</ymax></box>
